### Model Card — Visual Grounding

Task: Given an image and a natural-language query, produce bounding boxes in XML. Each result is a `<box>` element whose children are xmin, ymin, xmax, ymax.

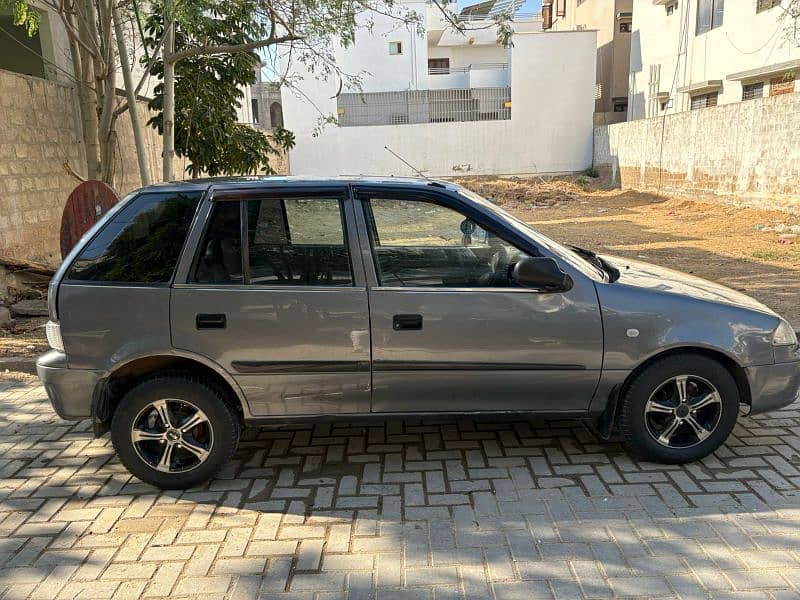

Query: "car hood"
<box><xmin>600</xmin><ymin>255</ymin><xmax>777</xmax><ymax>316</ymax></box>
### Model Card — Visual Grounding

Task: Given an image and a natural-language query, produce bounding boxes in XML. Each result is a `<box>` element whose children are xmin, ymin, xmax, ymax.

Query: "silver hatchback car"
<box><xmin>37</xmin><ymin>177</ymin><xmax>800</xmax><ymax>489</ymax></box>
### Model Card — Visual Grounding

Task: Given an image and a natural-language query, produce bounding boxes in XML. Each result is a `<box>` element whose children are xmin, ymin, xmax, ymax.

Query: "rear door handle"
<box><xmin>393</xmin><ymin>314</ymin><xmax>423</xmax><ymax>331</ymax></box>
<box><xmin>196</xmin><ymin>313</ymin><xmax>226</xmax><ymax>329</ymax></box>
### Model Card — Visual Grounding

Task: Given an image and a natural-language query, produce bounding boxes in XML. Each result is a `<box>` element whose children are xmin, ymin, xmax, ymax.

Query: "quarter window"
<box><xmin>194</xmin><ymin>197</ymin><xmax>353</xmax><ymax>286</ymax></box>
<box><xmin>66</xmin><ymin>191</ymin><xmax>201</xmax><ymax>283</ymax></box>
<box><xmin>363</xmin><ymin>197</ymin><xmax>532</xmax><ymax>288</ymax></box>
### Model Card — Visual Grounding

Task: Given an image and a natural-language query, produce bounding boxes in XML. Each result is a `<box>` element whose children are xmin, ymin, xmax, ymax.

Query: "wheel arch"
<box><xmin>93</xmin><ymin>351</ymin><xmax>249</xmax><ymax>434</ymax></box>
<box><xmin>622</xmin><ymin>346</ymin><xmax>751</xmax><ymax>408</ymax></box>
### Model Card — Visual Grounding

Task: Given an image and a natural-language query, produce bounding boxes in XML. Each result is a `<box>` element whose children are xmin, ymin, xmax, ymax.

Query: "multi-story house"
<box><xmin>279</xmin><ymin>0</ymin><xmax>600</xmax><ymax>178</ymax></box>
<box><xmin>541</xmin><ymin>0</ymin><xmax>634</xmax><ymax>123</ymax></box>
<box><xmin>628</xmin><ymin>0</ymin><xmax>800</xmax><ymax>120</ymax></box>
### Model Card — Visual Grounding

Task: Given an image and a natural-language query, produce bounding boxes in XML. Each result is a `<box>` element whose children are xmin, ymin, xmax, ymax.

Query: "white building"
<box><xmin>629</xmin><ymin>0</ymin><xmax>800</xmax><ymax>120</ymax></box>
<box><xmin>281</xmin><ymin>0</ymin><xmax>598</xmax><ymax>176</ymax></box>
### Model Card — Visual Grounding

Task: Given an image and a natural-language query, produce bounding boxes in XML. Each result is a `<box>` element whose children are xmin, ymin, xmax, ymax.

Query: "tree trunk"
<box><xmin>70</xmin><ymin>4</ymin><xmax>101</xmax><ymax>180</ymax></box>
<box><xmin>113</xmin><ymin>2</ymin><xmax>151</xmax><ymax>186</ymax></box>
<box><xmin>162</xmin><ymin>0</ymin><xmax>175</xmax><ymax>181</ymax></box>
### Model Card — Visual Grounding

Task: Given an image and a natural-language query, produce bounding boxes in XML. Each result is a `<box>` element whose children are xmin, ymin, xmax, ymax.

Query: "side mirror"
<box><xmin>511</xmin><ymin>257</ymin><xmax>572</xmax><ymax>291</ymax></box>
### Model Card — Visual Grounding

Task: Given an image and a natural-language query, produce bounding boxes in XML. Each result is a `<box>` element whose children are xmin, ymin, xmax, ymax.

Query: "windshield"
<box><xmin>452</xmin><ymin>184</ymin><xmax>607</xmax><ymax>281</ymax></box>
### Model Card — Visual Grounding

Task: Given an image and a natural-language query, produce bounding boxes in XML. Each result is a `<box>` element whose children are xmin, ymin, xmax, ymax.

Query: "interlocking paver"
<box><xmin>4</xmin><ymin>379</ymin><xmax>800</xmax><ymax>598</ymax></box>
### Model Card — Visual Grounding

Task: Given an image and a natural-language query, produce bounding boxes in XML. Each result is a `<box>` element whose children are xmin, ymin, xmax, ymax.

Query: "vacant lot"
<box><xmin>456</xmin><ymin>175</ymin><xmax>800</xmax><ymax>327</ymax></box>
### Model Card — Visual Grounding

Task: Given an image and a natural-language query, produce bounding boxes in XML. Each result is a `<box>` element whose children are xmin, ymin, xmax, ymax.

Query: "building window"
<box><xmin>556</xmin><ymin>0</ymin><xmax>566</xmax><ymax>18</ymax></box>
<box><xmin>428</xmin><ymin>58</ymin><xmax>450</xmax><ymax>74</ymax></box>
<box><xmin>660</xmin><ymin>99</ymin><xmax>672</xmax><ymax>111</ymax></box>
<box><xmin>696</xmin><ymin>0</ymin><xmax>724</xmax><ymax>35</ymax></box>
<box><xmin>690</xmin><ymin>92</ymin><xmax>718</xmax><ymax>109</ymax></box>
<box><xmin>251</xmin><ymin>98</ymin><xmax>259</xmax><ymax>123</ymax></box>
<box><xmin>756</xmin><ymin>0</ymin><xmax>781</xmax><ymax>12</ymax></box>
<box><xmin>619</xmin><ymin>22</ymin><xmax>631</xmax><ymax>33</ymax></box>
<box><xmin>770</xmin><ymin>73</ymin><xmax>796</xmax><ymax>96</ymax></box>
<box><xmin>613</xmin><ymin>99</ymin><xmax>628</xmax><ymax>112</ymax></box>
<box><xmin>666</xmin><ymin>2</ymin><xmax>678</xmax><ymax>16</ymax></box>
<box><xmin>742</xmin><ymin>82</ymin><xmax>764</xmax><ymax>100</ymax></box>
<box><xmin>389</xmin><ymin>41</ymin><xmax>403</xmax><ymax>55</ymax></box>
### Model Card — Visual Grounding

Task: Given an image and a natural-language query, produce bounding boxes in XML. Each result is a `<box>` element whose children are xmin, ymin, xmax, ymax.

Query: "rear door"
<box><xmin>171</xmin><ymin>184</ymin><xmax>371</xmax><ymax>417</ymax></box>
<box><xmin>353</xmin><ymin>185</ymin><xmax>603</xmax><ymax>414</ymax></box>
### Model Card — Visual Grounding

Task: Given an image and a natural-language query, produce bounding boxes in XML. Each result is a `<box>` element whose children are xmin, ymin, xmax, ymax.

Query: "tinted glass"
<box><xmin>247</xmin><ymin>198</ymin><xmax>352</xmax><ymax>286</ymax></box>
<box><xmin>364</xmin><ymin>197</ymin><xmax>529</xmax><ymax>287</ymax></box>
<box><xmin>194</xmin><ymin>201</ymin><xmax>244</xmax><ymax>284</ymax></box>
<box><xmin>66</xmin><ymin>191</ymin><xmax>201</xmax><ymax>283</ymax></box>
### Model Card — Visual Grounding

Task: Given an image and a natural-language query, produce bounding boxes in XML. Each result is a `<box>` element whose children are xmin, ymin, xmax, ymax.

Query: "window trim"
<box><xmin>188</xmin><ymin>187</ymin><xmax>357</xmax><ymax>288</ymax></box>
<box><xmin>355</xmin><ymin>190</ymin><xmax>543</xmax><ymax>291</ymax></box>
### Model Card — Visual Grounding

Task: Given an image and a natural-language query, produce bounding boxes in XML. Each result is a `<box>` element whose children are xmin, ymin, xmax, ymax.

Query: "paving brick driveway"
<box><xmin>3</xmin><ymin>378</ymin><xmax>800</xmax><ymax>599</ymax></box>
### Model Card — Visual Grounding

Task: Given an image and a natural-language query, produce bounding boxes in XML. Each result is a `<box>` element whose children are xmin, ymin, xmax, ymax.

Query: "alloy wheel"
<box><xmin>131</xmin><ymin>398</ymin><xmax>213</xmax><ymax>473</ymax></box>
<box><xmin>644</xmin><ymin>375</ymin><xmax>723</xmax><ymax>449</ymax></box>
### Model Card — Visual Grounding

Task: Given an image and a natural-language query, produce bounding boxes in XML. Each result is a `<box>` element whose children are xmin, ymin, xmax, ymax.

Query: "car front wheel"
<box><xmin>111</xmin><ymin>375</ymin><xmax>240</xmax><ymax>489</ymax></box>
<box><xmin>618</xmin><ymin>354</ymin><xmax>740</xmax><ymax>464</ymax></box>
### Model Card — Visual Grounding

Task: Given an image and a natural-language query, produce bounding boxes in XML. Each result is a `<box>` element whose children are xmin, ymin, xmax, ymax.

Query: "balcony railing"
<box><xmin>337</xmin><ymin>87</ymin><xmax>511</xmax><ymax>127</ymax></box>
<box><xmin>428</xmin><ymin>62</ymin><xmax>508</xmax><ymax>75</ymax></box>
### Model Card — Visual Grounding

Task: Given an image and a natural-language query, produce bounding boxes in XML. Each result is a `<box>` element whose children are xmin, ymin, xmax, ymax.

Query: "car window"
<box><xmin>194</xmin><ymin>197</ymin><xmax>353</xmax><ymax>286</ymax></box>
<box><xmin>194</xmin><ymin>201</ymin><xmax>244</xmax><ymax>284</ymax></box>
<box><xmin>363</xmin><ymin>197</ymin><xmax>530</xmax><ymax>287</ymax></box>
<box><xmin>66</xmin><ymin>191</ymin><xmax>202</xmax><ymax>284</ymax></box>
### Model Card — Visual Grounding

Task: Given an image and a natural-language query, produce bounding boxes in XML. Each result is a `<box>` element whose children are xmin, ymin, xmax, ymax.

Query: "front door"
<box><xmin>171</xmin><ymin>185</ymin><xmax>371</xmax><ymax>417</ymax></box>
<box><xmin>353</xmin><ymin>186</ymin><xmax>603</xmax><ymax>414</ymax></box>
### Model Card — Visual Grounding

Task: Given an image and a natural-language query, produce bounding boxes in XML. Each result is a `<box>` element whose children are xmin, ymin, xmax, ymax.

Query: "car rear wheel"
<box><xmin>618</xmin><ymin>354</ymin><xmax>740</xmax><ymax>464</ymax></box>
<box><xmin>111</xmin><ymin>375</ymin><xmax>240</xmax><ymax>489</ymax></box>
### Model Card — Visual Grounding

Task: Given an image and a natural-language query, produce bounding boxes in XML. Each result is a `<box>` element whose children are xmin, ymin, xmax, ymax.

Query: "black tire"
<box><xmin>618</xmin><ymin>354</ymin><xmax>739</xmax><ymax>464</ymax></box>
<box><xmin>111</xmin><ymin>374</ymin><xmax>240</xmax><ymax>489</ymax></box>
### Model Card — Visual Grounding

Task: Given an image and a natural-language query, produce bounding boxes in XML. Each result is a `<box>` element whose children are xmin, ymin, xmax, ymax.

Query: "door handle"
<box><xmin>196</xmin><ymin>313</ymin><xmax>226</xmax><ymax>329</ymax></box>
<box><xmin>393</xmin><ymin>314</ymin><xmax>423</xmax><ymax>331</ymax></box>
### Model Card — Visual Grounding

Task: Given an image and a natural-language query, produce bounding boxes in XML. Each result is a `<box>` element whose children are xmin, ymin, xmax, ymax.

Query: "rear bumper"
<box><xmin>36</xmin><ymin>350</ymin><xmax>101</xmax><ymax>420</ymax></box>
<box><xmin>746</xmin><ymin>359</ymin><xmax>800</xmax><ymax>414</ymax></box>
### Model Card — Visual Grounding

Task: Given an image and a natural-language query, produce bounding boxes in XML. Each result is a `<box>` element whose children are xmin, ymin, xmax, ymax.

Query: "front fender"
<box><xmin>596</xmin><ymin>283</ymin><xmax>777</xmax><ymax>370</ymax></box>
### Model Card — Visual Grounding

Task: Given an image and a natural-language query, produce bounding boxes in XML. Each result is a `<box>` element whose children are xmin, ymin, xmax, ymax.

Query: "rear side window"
<box><xmin>66</xmin><ymin>191</ymin><xmax>202</xmax><ymax>283</ymax></box>
<box><xmin>194</xmin><ymin>197</ymin><xmax>353</xmax><ymax>286</ymax></box>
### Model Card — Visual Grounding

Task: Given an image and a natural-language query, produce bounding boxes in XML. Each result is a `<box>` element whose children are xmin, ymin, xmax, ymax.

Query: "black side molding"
<box><xmin>374</xmin><ymin>361</ymin><xmax>586</xmax><ymax>372</ymax></box>
<box><xmin>232</xmin><ymin>361</ymin><xmax>371</xmax><ymax>374</ymax></box>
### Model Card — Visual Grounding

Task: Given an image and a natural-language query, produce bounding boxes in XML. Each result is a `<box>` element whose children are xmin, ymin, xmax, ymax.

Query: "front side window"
<box><xmin>66</xmin><ymin>191</ymin><xmax>202</xmax><ymax>283</ymax></box>
<box><xmin>363</xmin><ymin>197</ymin><xmax>531</xmax><ymax>287</ymax></box>
<box><xmin>194</xmin><ymin>197</ymin><xmax>353</xmax><ymax>286</ymax></box>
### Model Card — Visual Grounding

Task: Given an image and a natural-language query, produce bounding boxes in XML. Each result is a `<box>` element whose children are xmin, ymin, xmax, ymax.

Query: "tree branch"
<box><xmin>167</xmin><ymin>33</ymin><xmax>302</xmax><ymax>63</ymax></box>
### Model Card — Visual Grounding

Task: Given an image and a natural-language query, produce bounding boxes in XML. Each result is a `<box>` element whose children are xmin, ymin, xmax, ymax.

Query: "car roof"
<box><xmin>139</xmin><ymin>175</ymin><xmax>457</xmax><ymax>193</ymax></box>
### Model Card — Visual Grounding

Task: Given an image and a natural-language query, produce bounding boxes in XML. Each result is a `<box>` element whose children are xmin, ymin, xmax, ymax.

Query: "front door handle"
<box><xmin>393</xmin><ymin>314</ymin><xmax>423</xmax><ymax>331</ymax></box>
<box><xmin>196</xmin><ymin>313</ymin><xmax>226</xmax><ymax>329</ymax></box>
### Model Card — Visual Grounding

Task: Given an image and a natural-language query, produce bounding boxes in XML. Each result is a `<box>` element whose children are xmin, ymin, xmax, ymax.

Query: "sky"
<box><xmin>457</xmin><ymin>0</ymin><xmax>542</xmax><ymax>15</ymax></box>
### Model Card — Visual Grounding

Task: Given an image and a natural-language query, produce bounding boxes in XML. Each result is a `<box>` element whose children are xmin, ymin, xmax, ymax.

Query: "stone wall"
<box><xmin>594</xmin><ymin>93</ymin><xmax>800</xmax><ymax>210</ymax></box>
<box><xmin>0</xmin><ymin>69</ymin><xmax>288</xmax><ymax>267</ymax></box>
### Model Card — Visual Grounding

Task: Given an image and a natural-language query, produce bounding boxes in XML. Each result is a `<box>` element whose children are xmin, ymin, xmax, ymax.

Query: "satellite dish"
<box><xmin>60</xmin><ymin>180</ymin><xmax>119</xmax><ymax>259</ymax></box>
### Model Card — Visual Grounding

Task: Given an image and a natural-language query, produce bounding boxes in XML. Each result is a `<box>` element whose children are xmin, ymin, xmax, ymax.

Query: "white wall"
<box><xmin>629</xmin><ymin>0</ymin><xmax>800</xmax><ymax>120</ymax></box>
<box><xmin>286</xmin><ymin>30</ymin><xmax>597</xmax><ymax>176</ymax></box>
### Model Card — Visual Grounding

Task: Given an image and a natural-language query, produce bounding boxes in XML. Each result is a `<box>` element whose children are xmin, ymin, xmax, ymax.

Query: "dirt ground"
<box><xmin>1</xmin><ymin>175</ymin><xmax>798</xmax><ymax>363</ymax></box>
<box><xmin>454</xmin><ymin>175</ymin><xmax>800</xmax><ymax>328</ymax></box>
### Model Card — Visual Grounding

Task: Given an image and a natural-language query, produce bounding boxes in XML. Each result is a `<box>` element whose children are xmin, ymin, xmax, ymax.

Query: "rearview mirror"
<box><xmin>511</xmin><ymin>257</ymin><xmax>572</xmax><ymax>291</ymax></box>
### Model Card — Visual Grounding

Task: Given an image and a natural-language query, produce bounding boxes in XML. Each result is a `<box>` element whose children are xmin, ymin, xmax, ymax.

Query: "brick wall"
<box><xmin>0</xmin><ymin>69</ymin><xmax>288</xmax><ymax>267</ymax></box>
<box><xmin>594</xmin><ymin>93</ymin><xmax>800</xmax><ymax>210</ymax></box>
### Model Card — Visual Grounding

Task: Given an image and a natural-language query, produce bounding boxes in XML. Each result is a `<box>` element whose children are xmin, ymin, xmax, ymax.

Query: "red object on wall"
<box><xmin>60</xmin><ymin>180</ymin><xmax>119</xmax><ymax>259</ymax></box>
